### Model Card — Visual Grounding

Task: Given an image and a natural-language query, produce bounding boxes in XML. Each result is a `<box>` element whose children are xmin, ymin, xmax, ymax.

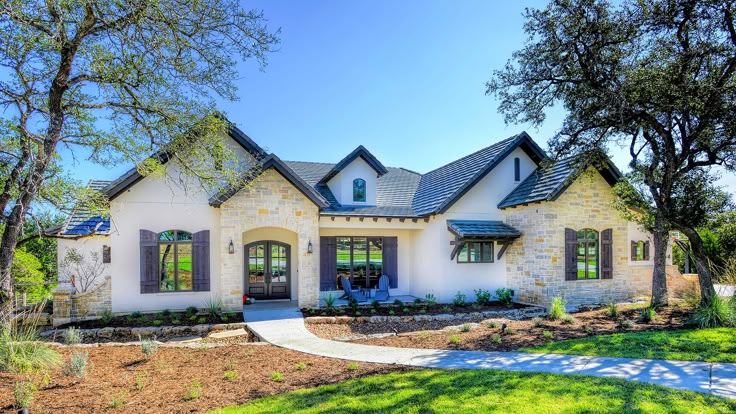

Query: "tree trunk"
<box><xmin>651</xmin><ymin>215</ymin><xmax>670</xmax><ymax>307</ymax></box>
<box><xmin>677</xmin><ymin>226</ymin><xmax>715</xmax><ymax>304</ymax></box>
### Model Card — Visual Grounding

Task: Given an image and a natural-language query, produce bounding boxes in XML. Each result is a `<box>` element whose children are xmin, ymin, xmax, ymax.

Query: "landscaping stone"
<box><xmin>303</xmin><ymin>306</ymin><xmax>546</xmax><ymax>325</ymax></box>
<box><xmin>208</xmin><ymin>328</ymin><xmax>249</xmax><ymax>339</ymax></box>
<box><xmin>365</xmin><ymin>333</ymin><xmax>396</xmax><ymax>339</ymax></box>
<box><xmin>40</xmin><ymin>322</ymin><xmax>252</xmax><ymax>343</ymax></box>
<box><xmin>335</xmin><ymin>316</ymin><xmax>354</xmax><ymax>324</ymax></box>
<box><xmin>97</xmin><ymin>327</ymin><xmax>115</xmax><ymax>339</ymax></box>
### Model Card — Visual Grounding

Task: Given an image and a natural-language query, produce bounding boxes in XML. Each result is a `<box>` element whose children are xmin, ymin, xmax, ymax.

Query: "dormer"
<box><xmin>319</xmin><ymin>146</ymin><xmax>388</xmax><ymax>206</ymax></box>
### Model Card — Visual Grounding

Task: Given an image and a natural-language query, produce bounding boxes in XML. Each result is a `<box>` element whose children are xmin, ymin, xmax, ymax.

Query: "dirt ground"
<box><xmin>0</xmin><ymin>345</ymin><xmax>406</xmax><ymax>413</ymax></box>
<box><xmin>306</xmin><ymin>304</ymin><xmax>693</xmax><ymax>352</ymax></box>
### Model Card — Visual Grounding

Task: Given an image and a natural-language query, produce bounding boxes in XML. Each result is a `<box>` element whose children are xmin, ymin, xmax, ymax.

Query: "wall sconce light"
<box><xmin>307</xmin><ymin>240</ymin><xmax>313</xmax><ymax>254</ymax></box>
<box><xmin>228</xmin><ymin>240</ymin><xmax>235</xmax><ymax>254</ymax></box>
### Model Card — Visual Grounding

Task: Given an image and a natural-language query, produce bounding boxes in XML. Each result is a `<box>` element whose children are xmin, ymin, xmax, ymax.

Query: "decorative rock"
<box><xmin>97</xmin><ymin>327</ymin><xmax>115</xmax><ymax>339</ymax></box>
<box><xmin>366</xmin><ymin>332</ymin><xmax>396</xmax><ymax>339</ymax></box>
<box><xmin>130</xmin><ymin>327</ymin><xmax>159</xmax><ymax>338</ymax></box>
<box><xmin>433</xmin><ymin>314</ymin><xmax>455</xmax><ymax>321</ymax></box>
<box><xmin>413</xmin><ymin>315</ymin><xmax>433</xmax><ymax>322</ymax></box>
<box><xmin>386</xmin><ymin>316</ymin><xmax>402</xmax><ymax>323</ymax></box>
<box><xmin>335</xmin><ymin>316</ymin><xmax>354</xmax><ymax>324</ymax></box>
<box><xmin>305</xmin><ymin>316</ymin><xmax>337</xmax><ymax>324</ymax></box>
<box><xmin>355</xmin><ymin>317</ymin><xmax>371</xmax><ymax>324</ymax></box>
<box><xmin>369</xmin><ymin>316</ymin><xmax>387</xmax><ymax>323</ymax></box>
<box><xmin>334</xmin><ymin>334</ymin><xmax>368</xmax><ymax>341</ymax></box>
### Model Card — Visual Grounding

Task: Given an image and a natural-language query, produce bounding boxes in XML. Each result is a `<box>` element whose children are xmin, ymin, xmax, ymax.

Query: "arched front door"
<box><xmin>245</xmin><ymin>241</ymin><xmax>290</xmax><ymax>300</ymax></box>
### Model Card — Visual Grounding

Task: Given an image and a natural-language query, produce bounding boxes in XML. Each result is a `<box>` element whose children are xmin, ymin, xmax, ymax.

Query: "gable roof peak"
<box><xmin>317</xmin><ymin>145</ymin><xmax>389</xmax><ymax>184</ymax></box>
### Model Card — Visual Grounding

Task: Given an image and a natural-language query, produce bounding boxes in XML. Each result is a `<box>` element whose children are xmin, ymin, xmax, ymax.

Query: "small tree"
<box><xmin>58</xmin><ymin>248</ymin><xmax>107</xmax><ymax>293</ymax></box>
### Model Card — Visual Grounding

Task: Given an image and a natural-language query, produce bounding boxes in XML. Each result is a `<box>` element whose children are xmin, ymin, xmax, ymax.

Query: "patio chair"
<box><xmin>340</xmin><ymin>277</ymin><xmax>367</xmax><ymax>303</ymax></box>
<box><xmin>373</xmin><ymin>274</ymin><xmax>390</xmax><ymax>301</ymax></box>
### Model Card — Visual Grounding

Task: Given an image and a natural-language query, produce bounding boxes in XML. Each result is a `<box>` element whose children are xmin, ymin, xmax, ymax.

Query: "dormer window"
<box><xmin>353</xmin><ymin>178</ymin><xmax>366</xmax><ymax>202</ymax></box>
<box><xmin>514</xmin><ymin>157</ymin><xmax>521</xmax><ymax>181</ymax></box>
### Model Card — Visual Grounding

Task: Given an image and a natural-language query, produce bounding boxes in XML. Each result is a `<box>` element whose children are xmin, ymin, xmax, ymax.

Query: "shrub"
<box><xmin>271</xmin><ymin>371</ymin><xmax>284</xmax><ymax>382</ymax></box>
<box><xmin>184</xmin><ymin>380</ymin><xmax>202</xmax><ymax>400</ymax></box>
<box><xmin>448</xmin><ymin>335</ymin><xmax>461</xmax><ymax>344</ymax></box>
<box><xmin>64</xmin><ymin>326</ymin><xmax>82</xmax><ymax>345</ymax></box>
<box><xmin>504</xmin><ymin>327</ymin><xmax>515</xmax><ymax>335</ymax></box>
<box><xmin>470</xmin><ymin>303</ymin><xmax>482</xmax><ymax>310</ymax></box>
<box><xmin>402</xmin><ymin>307</ymin><xmax>410</xmax><ymax>313</ymax></box>
<box><xmin>453</xmin><ymin>292</ymin><xmax>467</xmax><ymax>307</ymax></box>
<box><xmin>388</xmin><ymin>310</ymin><xmax>395</xmax><ymax>315</ymax></box>
<box><xmin>441</xmin><ymin>305</ymin><xmax>452</xmax><ymax>313</ymax></box>
<box><xmin>323</xmin><ymin>292</ymin><xmax>337</xmax><ymax>313</ymax></box>
<box><xmin>424</xmin><ymin>293</ymin><xmax>437</xmax><ymax>306</ymax></box>
<box><xmin>548</xmin><ymin>297</ymin><xmax>567</xmax><ymax>320</ymax></box>
<box><xmin>419</xmin><ymin>308</ymin><xmax>427</xmax><ymax>314</ymax></box>
<box><xmin>109</xmin><ymin>391</ymin><xmax>127</xmax><ymax>408</ymax></box>
<box><xmin>475</xmin><ymin>289</ymin><xmax>492</xmax><ymax>306</ymax></box>
<box><xmin>152</xmin><ymin>319</ymin><xmax>163</xmax><ymax>327</ymax></box>
<box><xmin>583</xmin><ymin>325</ymin><xmax>594</xmax><ymax>334</ymax></box>
<box><xmin>135</xmin><ymin>371</ymin><xmax>150</xmax><ymax>390</ymax></box>
<box><xmin>100</xmin><ymin>309</ymin><xmax>114</xmax><ymax>326</ymax></box>
<box><xmin>532</xmin><ymin>317</ymin><xmax>543</xmax><ymax>328</ymax></box>
<box><xmin>140</xmin><ymin>339</ymin><xmax>159</xmax><ymax>358</ymax></box>
<box><xmin>460</xmin><ymin>323</ymin><xmax>472</xmax><ymax>332</ymax></box>
<box><xmin>495</xmin><ymin>288</ymin><xmax>513</xmax><ymax>307</ymax></box>
<box><xmin>171</xmin><ymin>319</ymin><xmax>181</xmax><ymax>325</ymax></box>
<box><xmin>370</xmin><ymin>309</ymin><xmax>376</xmax><ymax>314</ymax></box>
<box><xmin>490</xmin><ymin>334</ymin><xmax>502</xmax><ymax>344</ymax></box>
<box><xmin>690</xmin><ymin>293</ymin><xmax>736</xmax><ymax>328</ymax></box>
<box><xmin>639</xmin><ymin>307</ymin><xmax>657</xmax><ymax>323</ymax></box>
<box><xmin>161</xmin><ymin>309</ymin><xmax>171</xmax><ymax>317</ymax></box>
<box><xmin>185</xmin><ymin>306</ymin><xmax>198</xmax><ymax>316</ymax></box>
<box><xmin>620</xmin><ymin>319</ymin><xmax>635</xmax><ymax>329</ymax></box>
<box><xmin>63</xmin><ymin>351</ymin><xmax>89</xmax><ymax>378</ymax></box>
<box><xmin>0</xmin><ymin>307</ymin><xmax>61</xmax><ymax>374</ymax></box>
<box><xmin>355</xmin><ymin>311</ymin><xmax>362</xmax><ymax>316</ymax></box>
<box><xmin>605</xmin><ymin>303</ymin><xmax>620</xmax><ymax>319</ymax></box>
<box><xmin>542</xmin><ymin>330</ymin><xmax>553</xmax><ymax>338</ymax></box>
<box><xmin>13</xmin><ymin>380</ymin><xmax>35</xmax><ymax>409</ymax></box>
<box><xmin>131</xmin><ymin>311</ymin><xmax>142</xmax><ymax>319</ymax></box>
<box><xmin>295</xmin><ymin>362</ymin><xmax>306</xmax><ymax>371</ymax></box>
<box><xmin>393</xmin><ymin>298</ymin><xmax>403</xmax><ymax>307</ymax></box>
<box><xmin>197</xmin><ymin>316</ymin><xmax>207</xmax><ymax>324</ymax></box>
<box><xmin>371</xmin><ymin>300</ymin><xmax>380</xmax><ymax>309</ymax></box>
<box><xmin>189</xmin><ymin>315</ymin><xmax>198</xmax><ymax>322</ymax></box>
<box><xmin>486</xmin><ymin>320</ymin><xmax>499</xmax><ymax>328</ymax></box>
<box><xmin>347</xmin><ymin>362</ymin><xmax>359</xmax><ymax>371</ymax></box>
<box><xmin>413</xmin><ymin>298</ymin><xmax>423</xmax><ymax>305</ymax></box>
<box><xmin>223</xmin><ymin>370</ymin><xmax>238</xmax><ymax>380</ymax></box>
<box><xmin>203</xmin><ymin>297</ymin><xmax>223</xmax><ymax>317</ymax></box>
<box><xmin>561</xmin><ymin>314</ymin><xmax>576</xmax><ymax>324</ymax></box>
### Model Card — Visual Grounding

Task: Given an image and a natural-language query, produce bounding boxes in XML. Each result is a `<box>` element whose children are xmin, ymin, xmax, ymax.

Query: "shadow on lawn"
<box><xmin>217</xmin><ymin>369</ymin><xmax>736</xmax><ymax>414</ymax></box>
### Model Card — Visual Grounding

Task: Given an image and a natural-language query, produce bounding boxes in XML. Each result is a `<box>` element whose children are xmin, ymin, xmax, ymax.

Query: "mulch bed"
<box><xmin>302</xmin><ymin>300</ymin><xmax>526</xmax><ymax>318</ymax></box>
<box><xmin>59</xmin><ymin>311</ymin><xmax>244</xmax><ymax>329</ymax></box>
<box><xmin>307</xmin><ymin>304</ymin><xmax>693</xmax><ymax>352</ymax></box>
<box><xmin>0</xmin><ymin>345</ymin><xmax>407</xmax><ymax>413</ymax></box>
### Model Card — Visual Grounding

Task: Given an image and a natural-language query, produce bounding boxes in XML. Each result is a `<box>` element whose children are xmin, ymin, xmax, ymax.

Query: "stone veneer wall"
<box><xmin>505</xmin><ymin>170</ymin><xmax>652</xmax><ymax>307</ymax></box>
<box><xmin>52</xmin><ymin>276</ymin><xmax>112</xmax><ymax>326</ymax></box>
<box><xmin>219</xmin><ymin>169</ymin><xmax>320</xmax><ymax>310</ymax></box>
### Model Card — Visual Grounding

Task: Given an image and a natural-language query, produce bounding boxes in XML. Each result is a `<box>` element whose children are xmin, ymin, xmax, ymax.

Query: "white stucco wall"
<box><xmin>327</xmin><ymin>157</ymin><xmax>378</xmax><ymax>206</ymax></box>
<box><xmin>410</xmin><ymin>147</ymin><xmax>537</xmax><ymax>303</ymax></box>
<box><xmin>56</xmin><ymin>236</ymin><xmax>110</xmax><ymax>289</ymax></box>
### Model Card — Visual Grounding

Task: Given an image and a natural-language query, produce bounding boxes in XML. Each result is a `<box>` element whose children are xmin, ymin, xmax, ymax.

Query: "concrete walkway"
<box><xmin>244</xmin><ymin>304</ymin><xmax>736</xmax><ymax>400</ymax></box>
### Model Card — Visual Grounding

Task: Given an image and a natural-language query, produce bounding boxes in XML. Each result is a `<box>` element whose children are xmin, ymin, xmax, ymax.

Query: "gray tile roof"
<box><xmin>411</xmin><ymin>132</ymin><xmax>546</xmax><ymax>216</ymax></box>
<box><xmin>446</xmin><ymin>220</ymin><xmax>522</xmax><ymax>239</ymax></box>
<box><xmin>60</xmin><ymin>180</ymin><xmax>112</xmax><ymax>236</ymax></box>
<box><xmin>497</xmin><ymin>154</ymin><xmax>621</xmax><ymax>209</ymax></box>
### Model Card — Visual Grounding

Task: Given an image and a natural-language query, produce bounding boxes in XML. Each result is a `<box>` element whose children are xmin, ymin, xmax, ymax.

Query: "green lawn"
<box><xmin>210</xmin><ymin>369</ymin><xmax>735</xmax><ymax>414</ymax></box>
<box><xmin>522</xmin><ymin>328</ymin><xmax>736</xmax><ymax>362</ymax></box>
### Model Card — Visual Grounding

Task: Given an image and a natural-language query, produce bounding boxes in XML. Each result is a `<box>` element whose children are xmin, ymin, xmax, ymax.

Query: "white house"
<box><xmin>52</xmin><ymin>124</ymin><xmax>675</xmax><ymax>316</ymax></box>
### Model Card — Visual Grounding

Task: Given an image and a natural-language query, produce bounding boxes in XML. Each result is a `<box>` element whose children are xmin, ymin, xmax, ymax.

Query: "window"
<box><xmin>353</xmin><ymin>178</ymin><xmax>366</xmax><ymax>202</ymax></box>
<box><xmin>102</xmin><ymin>245</ymin><xmax>111</xmax><ymax>263</ymax></box>
<box><xmin>158</xmin><ymin>230</ymin><xmax>193</xmax><ymax>291</ymax></box>
<box><xmin>576</xmin><ymin>229</ymin><xmax>599</xmax><ymax>279</ymax></box>
<box><xmin>336</xmin><ymin>236</ymin><xmax>382</xmax><ymax>288</ymax></box>
<box><xmin>631</xmin><ymin>240</ymin><xmax>649</xmax><ymax>261</ymax></box>
<box><xmin>514</xmin><ymin>157</ymin><xmax>521</xmax><ymax>181</ymax></box>
<box><xmin>457</xmin><ymin>241</ymin><xmax>494</xmax><ymax>263</ymax></box>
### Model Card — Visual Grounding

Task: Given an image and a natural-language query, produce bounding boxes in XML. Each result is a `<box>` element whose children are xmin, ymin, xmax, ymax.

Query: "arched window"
<box><xmin>353</xmin><ymin>178</ymin><xmax>366</xmax><ymax>202</ymax></box>
<box><xmin>514</xmin><ymin>157</ymin><xmax>521</xmax><ymax>181</ymax></box>
<box><xmin>158</xmin><ymin>230</ymin><xmax>193</xmax><ymax>291</ymax></box>
<box><xmin>631</xmin><ymin>240</ymin><xmax>650</xmax><ymax>261</ymax></box>
<box><xmin>576</xmin><ymin>229</ymin><xmax>599</xmax><ymax>279</ymax></box>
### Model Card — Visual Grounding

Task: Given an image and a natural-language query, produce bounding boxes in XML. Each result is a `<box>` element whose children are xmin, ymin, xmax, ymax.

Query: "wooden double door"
<box><xmin>245</xmin><ymin>241</ymin><xmax>290</xmax><ymax>300</ymax></box>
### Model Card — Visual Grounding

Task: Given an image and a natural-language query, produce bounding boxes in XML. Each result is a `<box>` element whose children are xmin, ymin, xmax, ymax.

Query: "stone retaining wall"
<box><xmin>41</xmin><ymin>322</ymin><xmax>247</xmax><ymax>342</ymax></box>
<box><xmin>304</xmin><ymin>306</ymin><xmax>547</xmax><ymax>324</ymax></box>
<box><xmin>52</xmin><ymin>276</ymin><xmax>112</xmax><ymax>326</ymax></box>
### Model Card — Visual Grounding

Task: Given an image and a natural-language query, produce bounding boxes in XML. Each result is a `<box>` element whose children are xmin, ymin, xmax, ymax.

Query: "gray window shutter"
<box><xmin>383</xmin><ymin>237</ymin><xmax>398</xmax><ymax>288</ymax></box>
<box><xmin>630</xmin><ymin>241</ymin><xmax>637</xmax><ymax>261</ymax></box>
<box><xmin>564</xmin><ymin>228</ymin><xmax>577</xmax><ymax>281</ymax></box>
<box><xmin>601</xmin><ymin>228</ymin><xmax>613</xmax><ymax>279</ymax></box>
<box><xmin>140</xmin><ymin>230</ymin><xmax>159</xmax><ymax>293</ymax></box>
<box><xmin>192</xmin><ymin>230</ymin><xmax>210</xmax><ymax>292</ymax></box>
<box><xmin>319</xmin><ymin>236</ymin><xmax>337</xmax><ymax>291</ymax></box>
<box><xmin>644</xmin><ymin>241</ymin><xmax>651</xmax><ymax>261</ymax></box>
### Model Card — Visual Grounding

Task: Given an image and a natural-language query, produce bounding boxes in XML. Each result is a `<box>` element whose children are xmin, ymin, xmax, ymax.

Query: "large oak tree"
<box><xmin>0</xmin><ymin>0</ymin><xmax>279</xmax><ymax>306</ymax></box>
<box><xmin>487</xmin><ymin>0</ymin><xmax>736</xmax><ymax>306</ymax></box>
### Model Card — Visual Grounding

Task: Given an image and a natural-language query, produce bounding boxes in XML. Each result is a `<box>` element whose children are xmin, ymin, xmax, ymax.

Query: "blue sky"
<box><xmin>65</xmin><ymin>0</ymin><xmax>735</xmax><ymax>189</ymax></box>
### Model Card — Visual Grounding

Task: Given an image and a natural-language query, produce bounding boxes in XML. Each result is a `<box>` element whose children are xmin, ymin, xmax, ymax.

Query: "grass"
<box><xmin>522</xmin><ymin>328</ymin><xmax>736</xmax><ymax>362</ymax></box>
<box><xmin>210</xmin><ymin>369</ymin><xmax>736</xmax><ymax>413</ymax></box>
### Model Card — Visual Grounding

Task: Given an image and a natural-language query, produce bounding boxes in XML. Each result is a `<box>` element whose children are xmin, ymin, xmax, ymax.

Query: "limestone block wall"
<box><xmin>505</xmin><ymin>170</ymin><xmax>652</xmax><ymax>307</ymax></box>
<box><xmin>52</xmin><ymin>276</ymin><xmax>112</xmax><ymax>326</ymax></box>
<box><xmin>220</xmin><ymin>169</ymin><xmax>320</xmax><ymax>310</ymax></box>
